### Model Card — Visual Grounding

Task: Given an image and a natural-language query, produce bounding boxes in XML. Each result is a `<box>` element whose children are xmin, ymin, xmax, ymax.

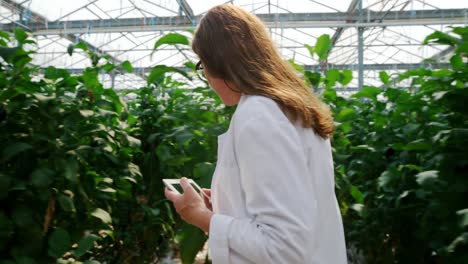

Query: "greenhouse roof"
<box><xmin>0</xmin><ymin>0</ymin><xmax>467</xmax><ymax>91</ymax></box>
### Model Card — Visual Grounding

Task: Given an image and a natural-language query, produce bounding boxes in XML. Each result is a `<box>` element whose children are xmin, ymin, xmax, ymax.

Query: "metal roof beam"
<box><xmin>175</xmin><ymin>0</ymin><xmax>194</xmax><ymax>21</ymax></box>
<box><xmin>429</xmin><ymin>46</ymin><xmax>455</xmax><ymax>60</ymax></box>
<box><xmin>2</xmin><ymin>9</ymin><xmax>466</xmax><ymax>34</ymax></box>
<box><xmin>329</xmin><ymin>0</ymin><xmax>360</xmax><ymax>55</ymax></box>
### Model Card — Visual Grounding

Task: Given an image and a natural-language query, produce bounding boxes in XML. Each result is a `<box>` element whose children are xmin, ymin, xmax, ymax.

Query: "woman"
<box><xmin>165</xmin><ymin>4</ymin><xmax>347</xmax><ymax>263</ymax></box>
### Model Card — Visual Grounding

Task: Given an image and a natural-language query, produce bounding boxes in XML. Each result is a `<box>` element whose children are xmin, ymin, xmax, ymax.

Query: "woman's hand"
<box><xmin>164</xmin><ymin>177</ymin><xmax>214</xmax><ymax>233</ymax></box>
<box><xmin>202</xmin><ymin>188</ymin><xmax>212</xmax><ymax>211</ymax></box>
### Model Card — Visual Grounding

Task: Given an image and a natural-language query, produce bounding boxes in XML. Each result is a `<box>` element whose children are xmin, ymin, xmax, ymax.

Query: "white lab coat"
<box><xmin>208</xmin><ymin>94</ymin><xmax>347</xmax><ymax>264</ymax></box>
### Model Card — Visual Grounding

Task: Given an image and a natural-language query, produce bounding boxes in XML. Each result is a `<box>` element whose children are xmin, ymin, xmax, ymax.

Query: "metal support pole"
<box><xmin>358</xmin><ymin>0</ymin><xmax>364</xmax><ymax>90</ymax></box>
<box><xmin>111</xmin><ymin>72</ymin><xmax>116</xmax><ymax>89</ymax></box>
<box><xmin>177</xmin><ymin>0</ymin><xmax>182</xmax><ymax>16</ymax></box>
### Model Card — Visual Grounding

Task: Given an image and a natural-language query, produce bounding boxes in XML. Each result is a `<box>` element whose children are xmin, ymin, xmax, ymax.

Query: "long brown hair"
<box><xmin>192</xmin><ymin>4</ymin><xmax>334</xmax><ymax>139</ymax></box>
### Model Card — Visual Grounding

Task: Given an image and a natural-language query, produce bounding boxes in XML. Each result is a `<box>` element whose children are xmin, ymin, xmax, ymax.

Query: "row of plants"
<box><xmin>309</xmin><ymin>28</ymin><xmax>467</xmax><ymax>263</ymax></box>
<box><xmin>0</xmin><ymin>26</ymin><xmax>466</xmax><ymax>263</ymax></box>
<box><xmin>1</xmin><ymin>30</ymin><xmax>140</xmax><ymax>263</ymax></box>
<box><xmin>0</xmin><ymin>29</ymin><xmax>232</xmax><ymax>263</ymax></box>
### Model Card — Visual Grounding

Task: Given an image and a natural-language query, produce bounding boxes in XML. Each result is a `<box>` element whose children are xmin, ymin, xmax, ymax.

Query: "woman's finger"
<box><xmin>164</xmin><ymin>187</ymin><xmax>179</xmax><ymax>202</ymax></box>
<box><xmin>180</xmin><ymin>177</ymin><xmax>194</xmax><ymax>193</ymax></box>
<box><xmin>202</xmin><ymin>189</ymin><xmax>213</xmax><ymax>210</ymax></box>
<box><xmin>202</xmin><ymin>188</ymin><xmax>211</xmax><ymax>197</ymax></box>
<box><xmin>203</xmin><ymin>195</ymin><xmax>210</xmax><ymax>204</ymax></box>
<box><xmin>179</xmin><ymin>177</ymin><xmax>189</xmax><ymax>191</ymax></box>
<box><xmin>180</xmin><ymin>177</ymin><xmax>199</xmax><ymax>198</ymax></box>
<box><xmin>203</xmin><ymin>199</ymin><xmax>212</xmax><ymax>210</ymax></box>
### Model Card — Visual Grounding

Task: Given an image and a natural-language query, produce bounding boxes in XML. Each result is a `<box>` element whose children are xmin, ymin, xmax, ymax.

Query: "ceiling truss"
<box><xmin>2</xmin><ymin>9</ymin><xmax>465</xmax><ymax>35</ymax></box>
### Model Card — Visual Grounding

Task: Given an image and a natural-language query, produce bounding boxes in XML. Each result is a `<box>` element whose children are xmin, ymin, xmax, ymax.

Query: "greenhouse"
<box><xmin>0</xmin><ymin>0</ymin><xmax>467</xmax><ymax>263</ymax></box>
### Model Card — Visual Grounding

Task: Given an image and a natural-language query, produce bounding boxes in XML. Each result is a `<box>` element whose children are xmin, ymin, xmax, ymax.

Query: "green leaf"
<box><xmin>126</xmin><ymin>135</ymin><xmax>141</xmax><ymax>147</ymax></box>
<box><xmin>152</xmin><ymin>33</ymin><xmax>189</xmax><ymax>52</ymax></box>
<box><xmin>350</xmin><ymin>145</ymin><xmax>376</xmax><ymax>152</ymax></box>
<box><xmin>432</xmin><ymin>69</ymin><xmax>453</xmax><ymax>79</ymax></box>
<box><xmin>0</xmin><ymin>212</ymin><xmax>13</xmax><ymax>240</ymax></box>
<box><xmin>90</xmin><ymin>53</ymin><xmax>101</xmax><ymax>67</ymax></box>
<box><xmin>99</xmin><ymin>187</ymin><xmax>116</xmax><ymax>193</ymax></box>
<box><xmin>48</xmin><ymin>228</ymin><xmax>71</xmax><ymax>259</ymax></box>
<box><xmin>423</xmin><ymin>31</ymin><xmax>459</xmax><ymax>46</ymax></box>
<box><xmin>57</xmin><ymin>193</ymin><xmax>76</xmax><ymax>213</ymax></box>
<box><xmin>75</xmin><ymin>42</ymin><xmax>89</xmax><ymax>51</ymax></box>
<box><xmin>33</xmin><ymin>93</ymin><xmax>55</xmax><ymax>103</ymax></box>
<box><xmin>2</xmin><ymin>142</ymin><xmax>32</xmax><ymax>160</ymax></box>
<box><xmin>147</xmin><ymin>65</ymin><xmax>190</xmax><ymax>85</ymax></box>
<box><xmin>351</xmin><ymin>86</ymin><xmax>381</xmax><ymax>100</ymax></box>
<box><xmin>340</xmin><ymin>69</ymin><xmax>353</xmax><ymax>85</ymax></box>
<box><xmin>398</xmin><ymin>68</ymin><xmax>432</xmax><ymax>81</ymax></box>
<box><xmin>179</xmin><ymin>223</ymin><xmax>207</xmax><ymax>264</ymax></box>
<box><xmin>415</xmin><ymin>170</ymin><xmax>439</xmax><ymax>186</ymax></box>
<box><xmin>142</xmin><ymin>205</ymin><xmax>160</xmax><ymax>217</ymax></box>
<box><xmin>379</xmin><ymin>71</ymin><xmax>390</xmax><ymax>85</ymax></box>
<box><xmin>304</xmin><ymin>44</ymin><xmax>315</xmax><ymax>58</ymax></box>
<box><xmin>322</xmin><ymin>87</ymin><xmax>337</xmax><ymax>102</ymax></box>
<box><xmin>445</xmin><ymin>232</ymin><xmax>468</xmax><ymax>255</ymax></box>
<box><xmin>23</xmin><ymin>39</ymin><xmax>37</xmax><ymax>45</ymax></box>
<box><xmin>44</xmin><ymin>66</ymin><xmax>70</xmax><ymax>80</ymax></box>
<box><xmin>402</xmin><ymin>123</ymin><xmax>420</xmax><ymax>134</ymax></box>
<box><xmin>457</xmin><ymin>209</ymin><xmax>468</xmax><ymax>227</ymax></box>
<box><xmin>336</xmin><ymin>107</ymin><xmax>356</xmax><ymax>122</ymax></box>
<box><xmin>127</xmin><ymin>162</ymin><xmax>142</xmax><ymax>178</ymax></box>
<box><xmin>398</xmin><ymin>164</ymin><xmax>422</xmax><ymax>172</ymax></box>
<box><xmin>193</xmin><ymin>162</ymin><xmax>215</xmax><ymax>188</ymax></box>
<box><xmin>30</xmin><ymin>167</ymin><xmax>54</xmax><ymax>188</ymax></box>
<box><xmin>450</xmin><ymin>54</ymin><xmax>464</xmax><ymax>70</ymax></box>
<box><xmin>452</xmin><ymin>27</ymin><xmax>468</xmax><ymax>40</ymax></box>
<box><xmin>72</xmin><ymin>234</ymin><xmax>99</xmax><ymax>258</ymax></box>
<box><xmin>350</xmin><ymin>185</ymin><xmax>364</xmax><ymax>204</ymax></box>
<box><xmin>103</xmin><ymin>63</ymin><xmax>116</xmax><ymax>73</ymax></box>
<box><xmin>64</xmin><ymin>158</ymin><xmax>79</xmax><ymax>183</ymax></box>
<box><xmin>0</xmin><ymin>47</ymin><xmax>19</xmax><ymax>61</ymax></box>
<box><xmin>0</xmin><ymin>174</ymin><xmax>11</xmax><ymax>199</ymax></box>
<box><xmin>11</xmin><ymin>206</ymin><xmax>33</xmax><ymax>227</ymax></box>
<box><xmin>350</xmin><ymin>203</ymin><xmax>365</xmax><ymax>217</ymax></box>
<box><xmin>14</xmin><ymin>55</ymin><xmax>33</xmax><ymax>68</ymax></box>
<box><xmin>81</xmin><ymin>68</ymin><xmax>100</xmax><ymax>89</ymax></box>
<box><xmin>325</xmin><ymin>69</ymin><xmax>340</xmax><ymax>89</ymax></box>
<box><xmin>121</xmin><ymin>60</ymin><xmax>133</xmax><ymax>73</ymax></box>
<box><xmin>67</xmin><ymin>44</ymin><xmax>74</xmax><ymax>56</ymax></box>
<box><xmin>305</xmin><ymin>71</ymin><xmax>321</xmax><ymax>87</ymax></box>
<box><xmin>184</xmin><ymin>61</ymin><xmax>196</xmax><ymax>70</ymax></box>
<box><xmin>91</xmin><ymin>208</ymin><xmax>112</xmax><ymax>224</ymax></box>
<box><xmin>315</xmin><ymin>34</ymin><xmax>331</xmax><ymax>60</ymax></box>
<box><xmin>14</xmin><ymin>29</ymin><xmax>28</xmax><ymax>43</ymax></box>
<box><xmin>456</xmin><ymin>42</ymin><xmax>468</xmax><ymax>54</ymax></box>
<box><xmin>79</xmin><ymin>110</ymin><xmax>94</xmax><ymax>117</ymax></box>
<box><xmin>0</xmin><ymin>31</ymin><xmax>11</xmax><ymax>40</ymax></box>
<box><xmin>288</xmin><ymin>59</ymin><xmax>305</xmax><ymax>74</ymax></box>
<box><xmin>403</xmin><ymin>140</ymin><xmax>432</xmax><ymax>151</ymax></box>
<box><xmin>13</xmin><ymin>257</ymin><xmax>36</xmax><ymax>264</ymax></box>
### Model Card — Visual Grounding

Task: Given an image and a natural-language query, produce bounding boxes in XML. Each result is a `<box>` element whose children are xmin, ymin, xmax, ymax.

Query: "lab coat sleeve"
<box><xmin>209</xmin><ymin>115</ymin><xmax>318</xmax><ymax>263</ymax></box>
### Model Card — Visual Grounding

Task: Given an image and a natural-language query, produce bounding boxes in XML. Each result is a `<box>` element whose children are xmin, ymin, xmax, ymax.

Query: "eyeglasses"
<box><xmin>195</xmin><ymin>61</ymin><xmax>207</xmax><ymax>81</ymax></box>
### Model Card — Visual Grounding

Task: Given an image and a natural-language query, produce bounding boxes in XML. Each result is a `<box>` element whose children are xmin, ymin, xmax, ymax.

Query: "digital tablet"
<box><xmin>163</xmin><ymin>178</ymin><xmax>210</xmax><ymax>200</ymax></box>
